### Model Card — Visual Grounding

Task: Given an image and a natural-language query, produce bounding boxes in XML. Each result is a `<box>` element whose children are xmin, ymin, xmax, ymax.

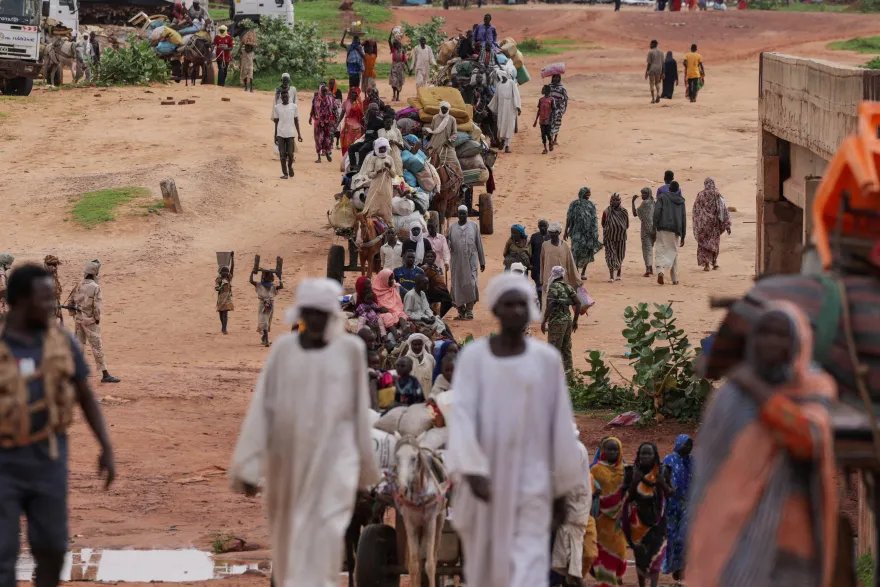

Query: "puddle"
<box><xmin>16</xmin><ymin>548</ymin><xmax>272</xmax><ymax>582</ymax></box>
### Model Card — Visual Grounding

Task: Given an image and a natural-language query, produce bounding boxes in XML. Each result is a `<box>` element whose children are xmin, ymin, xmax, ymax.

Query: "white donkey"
<box><xmin>393</xmin><ymin>436</ymin><xmax>449</xmax><ymax>587</ymax></box>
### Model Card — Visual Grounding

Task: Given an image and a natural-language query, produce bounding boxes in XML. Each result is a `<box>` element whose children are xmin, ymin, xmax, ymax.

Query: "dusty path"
<box><xmin>1</xmin><ymin>4</ymin><xmax>876</xmax><ymax>556</ymax></box>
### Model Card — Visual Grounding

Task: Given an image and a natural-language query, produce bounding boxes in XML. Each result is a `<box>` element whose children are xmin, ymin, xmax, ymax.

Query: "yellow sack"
<box><xmin>328</xmin><ymin>196</ymin><xmax>356</xmax><ymax>229</ymax></box>
<box><xmin>500</xmin><ymin>37</ymin><xmax>517</xmax><ymax>58</ymax></box>
<box><xmin>407</xmin><ymin>97</ymin><xmax>423</xmax><ymax>110</ymax></box>
<box><xmin>420</xmin><ymin>111</ymin><xmax>434</xmax><ymax>124</ymax></box>
<box><xmin>417</xmin><ymin>86</ymin><xmax>467</xmax><ymax>111</ymax></box>
<box><xmin>378</xmin><ymin>387</ymin><xmax>395</xmax><ymax>409</ymax></box>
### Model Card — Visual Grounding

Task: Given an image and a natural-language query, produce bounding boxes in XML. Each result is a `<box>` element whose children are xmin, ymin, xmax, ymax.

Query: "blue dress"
<box><xmin>662</xmin><ymin>434</ymin><xmax>693</xmax><ymax>575</ymax></box>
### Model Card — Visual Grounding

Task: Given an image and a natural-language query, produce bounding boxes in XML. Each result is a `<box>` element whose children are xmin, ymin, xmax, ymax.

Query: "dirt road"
<box><xmin>1</xmin><ymin>4</ymin><xmax>876</xmax><ymax>556</ymax></box>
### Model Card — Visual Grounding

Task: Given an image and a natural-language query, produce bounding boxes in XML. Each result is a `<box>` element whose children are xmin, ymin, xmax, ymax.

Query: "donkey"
<box><xmin>45</xmin><ymin>39</ymin><xmax>76</xmax><ymax>86</ymax></box>
<box><xmin>393</xmin><ymin>436</ymin><xmax>449</xmax><ymax>587</ymax></box>
<box><xmin>353</xmin><ymin>212</ymin><xmax>385</xmax><ymax>278</ymax></box>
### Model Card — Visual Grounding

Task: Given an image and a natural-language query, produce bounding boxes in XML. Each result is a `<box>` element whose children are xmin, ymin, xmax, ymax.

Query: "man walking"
<box><xmin>409</xmin><ymin>37</ymin><xmax>436</xmax><ymax>89</ymax></box>
<box><xmin>43</xmin><ymin>255</ymin><xmax>64</xmax><ymax>325</ymax></box>
<box><xmin>447</xmin><ymin>271</ymin><xmax>583</xmax><ymax>587</ymax></box>
<box><xmin>447</xmin><ymin>205</ymin><xmax>485</xmax><ymax>321</ymax></box>
<box><xmin>528</xmin><ymin>220</ymin><xmax>550</xmax><ymax>308</ymax></box>
<box><xmin>541</xmin><ymin>265</ymin><xmax>580</xmax><ymax>373</ymax></box>
<box><xmin>653</xmin><ymin>180</ymin><xmax>687</xmax><ymax>285</ymax></box>
<box><xmin>273</xmin><ymin>89</ymin><xmax>303</xmax><ymax>179</ymax></box>
<box><xmin>231</xmin><ymin>278</ymin><xmax>379</xmax><ymax>587</ymax></box>
<box><xmin>213</xmin><ymin>25</ymin><xmax>234</xmax><ymax>86</ymax></box>
<box><xmin>489</xmin><ymin>72</ymin><xmax>521</xmax><ymax>153</ymax></box>
<box><xmin>66</xmin><ymin>260</ymin><xmax>120</xmax><ymax>383</ymax></box>
<box><xmin>0</xmin><ymin>264</ymin><xmax>115</xmax><ymax>587</ymax></box>
<box><xmin>0</xmin><ymin>253</ymin><xmax>14</xmax><ymax>317</ymax></box>
<box><xmin>473</xmin><ymin>14</ymin><xmax>497</xmax><ymax>48</ymax></box>
<box><xmin>632</xmin><ymin>187</ymin><xmax>655</xmax><ymax>277</ymax></box>
<box><xmin>683</xmin><ymin>43</ymin><xmax>704</xmax><ymax>102</ymax></box>
<box><xmin>646</xmin><ymin>40</ymin><xmax>664</xmax><ymax>104</ymax></box>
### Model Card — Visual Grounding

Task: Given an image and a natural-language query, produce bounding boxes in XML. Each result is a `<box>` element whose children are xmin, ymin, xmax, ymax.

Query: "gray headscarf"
<box><xmin>0</xmin><ymin>253</ymin><xmax>13</xmax><ymax>269</ymax></box>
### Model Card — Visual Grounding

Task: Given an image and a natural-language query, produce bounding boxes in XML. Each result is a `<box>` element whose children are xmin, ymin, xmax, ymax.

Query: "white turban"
<box><xmin>285</xmin><ymin>278</ymin><xmax>345</xmax><ymax>342</ymax></box>
<box><xmin>407</xmin><ymin>332</ymin><xmax>433</xmax><ymax>353</ymax></box>
<box><xmin>458</xmin><ymin>204</ymin><xmax>468</xmax><ymax>212</ymax></box>
<box><xmin>439</xmin><ymin>101</ymin><xmax>451</xmax><ymax>112</ymax></box>
<box><xmin>485</xmin><ymin>272</ymin><xmax>541</xmax><ymax>323</ymax></box>
<box><xmin>510</xmin><ymin>262</ymin><xmax>526</xmax><ymax>275</ymax></box>
<box><xmin>374</xmin><ymin>137</ymin><xmax>390</xmax><ymax>158</ymax></box>
<box><xmin>281</xmin><ymin>72</ymin><xmax>290</xmax><ymax>80</ymax></box>
<box><xmin>548</xmin><ymin>221</ymin><xmax>563</xmax><ymax>233</ymax></box>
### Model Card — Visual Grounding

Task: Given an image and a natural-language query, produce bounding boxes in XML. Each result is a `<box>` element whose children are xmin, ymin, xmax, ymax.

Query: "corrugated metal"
<box><xmin>864</xmin><ymin>69</ymin><xmax>880</xmax><ymax>103</ymax></box>
<box><xmin>759</xmin><ymin>52</ymin><xmax>864</xmax><ymax>161</ymax></box>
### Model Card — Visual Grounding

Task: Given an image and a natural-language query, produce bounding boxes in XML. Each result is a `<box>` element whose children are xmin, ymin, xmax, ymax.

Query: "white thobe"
<box><xmin>230</xmin><ymin>333</ymin><xmax>380</xmax><ymax>587</ymax></box>
<box><xmin>550</xmin><ymin>442</ymin><xmax>592</xmax><ymax>578</ymax></box>
<box><xmin>411</xmin><ymin>45</ymin><xmax>436</xmax><ymax>87</ymax></box>
<box><xmin>406</xmin><ymin>347</ymin><xmax>436</xmax><ymax>397</ymax></box>
<box><xmin>488</xmin><ymin>78</ymin><xmax>521</xmax><ymax>141</ymax></box>
<box><xmin>447</xmin><ymin>338</ymin><xmax>583</xmax><ymax>587</ymax></box>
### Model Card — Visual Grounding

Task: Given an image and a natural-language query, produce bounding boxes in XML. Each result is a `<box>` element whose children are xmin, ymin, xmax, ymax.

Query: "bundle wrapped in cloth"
<box><xmin>541</xmin><ymin>62</ymin><xmax>566</xmax><ymax>79</ymax></box>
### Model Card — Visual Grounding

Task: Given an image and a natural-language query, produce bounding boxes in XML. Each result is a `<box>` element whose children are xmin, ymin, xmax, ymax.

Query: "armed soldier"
<box><xmin>0</xmin><ymin>252</ymin><xmax>13</xmax><ymax>317</ymax></box>
<box><xmin>66</xmin><ymin>260</ymin><xmax>120</xmax><ymax>383</ymax></box>
<box><xmin>44</xmin><ymin>255</ymin><xmax>63</xmax><ymax>325</ymax></box>
<box><xmin>0</xmin><ymin>264</ymin><xmax>115</xmax><ymax>587</ymax></box>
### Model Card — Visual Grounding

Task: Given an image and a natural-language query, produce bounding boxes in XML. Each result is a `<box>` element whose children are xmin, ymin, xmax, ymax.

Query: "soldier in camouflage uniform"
<box><xmin>540</xmin><ymin>265</ymin><xmax>581</xmax><ymax>373</ymax></box>
<box><xmin>0</xmin><ymin>253</ymin><xmax>13</xmax><ymax>317</ymax></box>
<box><xmin>66</xmin><ymin>260</ymin><xmax>120</xmax><ymax>383</ymax></box>
<box><xmin>44</xmin><ymin>255</ymin><xmax>64</xmax><ymax>324</ymax></box>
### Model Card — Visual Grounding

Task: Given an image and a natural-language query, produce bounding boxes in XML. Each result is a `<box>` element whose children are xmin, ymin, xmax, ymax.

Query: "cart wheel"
<box><xmin>327</xmin><ymin>245</ymin><xmax>346</xmax><ymax>284</ymax></box>
<box><xmin>427</xmin><ymin>210</ymin><xmax>440</xmax><ymax>228</ymax></box>
<box><xmin>478</xmin><ymin>193</ymin><xmax>494</xmax><ymax>235</ymax></box>
<box><xmin>355</xmin><ymin>524</ymin><xmax>400</xmax><ymax>587</ymax></box>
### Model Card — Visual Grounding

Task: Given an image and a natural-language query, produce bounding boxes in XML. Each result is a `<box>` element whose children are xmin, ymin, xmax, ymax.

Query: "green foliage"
<box><xmin>208</xmin><ymin>6</ymin><xmax>230</xmax><ymax>21</ymax></box>
<box><xmin>94</xmin><ymin>37</ymin><xmax>169</xmax><ymax>86</ymax></box>
<box><xmin>400</xmin><ymin>17</ymin><xmax>448</xmax><ymax>53</ymax></box>
<box><xmin>294</xmin><ymin>0</ymin><xmax>391</xmax><ymax>38</ymax></box>
<box><xmin>231</xmin><ymin>17</ymin><xmax>333</xmax><ymax>87</ymax></box>
<box><xmin>72</xmin><ymin>187</ymin><xmax>151</xmax><ymax>228</ymax></box>
<box><xmin>829</xmin><ymin>36</ymin><xmax>880</xmax><ymax>53</ymax></box>
<box><xmin>518</xmin><ymin>37</ymin><xmax>582</xmax><ymax>56</ymax></box>
<box><xmin>865</xmin><ymin>56</ymin><xmax>880</xmax><ymax>69</ymax></box>
<box><xmin>858</xmin><ymin>553</ymin><xmax>874</xmax><ymax>587</ymax></box>
<box><xmin>570</xmin><ymin>303</ymin><xmax>712</xmax><ymax>424</ymax></box>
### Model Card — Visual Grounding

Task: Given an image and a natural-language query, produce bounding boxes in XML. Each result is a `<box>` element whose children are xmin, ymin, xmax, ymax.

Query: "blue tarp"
<box><xmin>401</xmin><ymin>149</ymin><xmax>428</xmax><ymax>174</ymax></box>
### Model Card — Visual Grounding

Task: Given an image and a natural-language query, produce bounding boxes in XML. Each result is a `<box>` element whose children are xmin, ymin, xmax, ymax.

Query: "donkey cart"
<box><xmin>354</xmin><ymin>497</ymin><xmax>462</xmax><ymax>587</ymax></box>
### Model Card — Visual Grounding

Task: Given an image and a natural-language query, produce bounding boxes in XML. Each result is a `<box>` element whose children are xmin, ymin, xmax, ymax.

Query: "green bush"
<box><xmin>231</xmin><ymin>17</ymin><xmax>333</xmax><ymax>86</ymax></box>
<box><xmin>569</xmin><ymin>303</ymin><xmax>712</xmax><ymax>424</ymax></box>
<box><xmin>94</xmin><ymin>36</ymin><xmax>170</xmax><ymax>86</ymax></box>
<box><xmin>400</xmin><ymin>17</ymin><xmax>448</xmax><ymax>53</ymax></box>
<box><xmin>859</xmin><ymin>553</ymin><xmax>874</xmax><ymax>587</ymax></box>
<box><xmin>866</xmin><ymin>57</ymin><xmax>880</xmax><ymax>69</ymax></box>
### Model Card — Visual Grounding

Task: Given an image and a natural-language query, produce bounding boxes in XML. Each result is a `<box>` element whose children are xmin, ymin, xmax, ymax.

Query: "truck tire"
<box><xmin>478</xmin><ymin>192</ymin><xmax>494</xmax><ymax>235</ymax></box>
<box><xmin>327</xmin><ymin>245</ymin><xmax>346</xmax><ymax>284</ymax></box>
<box><xmin>5</xmin><ymin>77</ymin><xmax>34</xmax><ymax>96</ymax></box>
<box><xmin>354</xmin><ymin>524</ymin><xmax>400</xmax><ymax>587</ymax></box>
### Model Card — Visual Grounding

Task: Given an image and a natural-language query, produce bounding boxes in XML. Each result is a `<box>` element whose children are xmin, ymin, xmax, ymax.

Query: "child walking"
<box><xmin>249</xmin><ymin>269</ymin><xmax>283</xmax><ymax>346</ymax></box>
<box><xmin>240</xmin><ymin>41</ymin><xmax>255</xmax><ymax>92</ymax></box>
<box><xmin>533</xmin><ymin>85</ymin><xmax>556</xmax><ymax>154</ymax></box>
<box><xmin>215</xmin><ymin>254</ymin><xmax>234</xmax><ymax>334</ymax></box>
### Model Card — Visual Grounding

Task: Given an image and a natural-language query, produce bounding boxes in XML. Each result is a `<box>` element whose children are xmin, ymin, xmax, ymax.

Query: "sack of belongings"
<box><xmin>372</xmin><ymin>428</ymin><xmax>398</xmax><ymax>469</ymax></box>
<box><xmin>328</xmin><ymin>195</ymin><xmax>356</xmax><ymax>229</ymax></box>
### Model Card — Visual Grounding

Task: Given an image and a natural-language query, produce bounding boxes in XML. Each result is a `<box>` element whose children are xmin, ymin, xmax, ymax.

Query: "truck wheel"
<box><xmin>5</xmin><ymin>77</ymin><xmax>34</xmax><ymax>96</ymax></box>
<box><xmin>478</xmin><ymin>192</ymin><xmax>494</xmax><ymax>235</ymax></box>
<box><xmin>327</xmin><ymin>245</ymin><xmax>346</xmax><ymax>284</ymax></box>
<box><xmin>355</xmin><ymin>524</ymin><xmax>400</xmax><ymax>587</ymax></box>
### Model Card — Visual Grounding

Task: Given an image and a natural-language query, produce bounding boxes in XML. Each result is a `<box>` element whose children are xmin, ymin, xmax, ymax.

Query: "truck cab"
<box><xmin>50</xmin><ymin>0</ymin><xmax>79</xmax><ymax>39</ymax></box>
<box><xmin>0</xmin><ymin>0</ymin><xmax>45</xmax><ymax>95</ymax></box>
<box><xmin>225</xmin><ymin>0</ymin><xmax>293</xmax><ymax>31</ymax></box>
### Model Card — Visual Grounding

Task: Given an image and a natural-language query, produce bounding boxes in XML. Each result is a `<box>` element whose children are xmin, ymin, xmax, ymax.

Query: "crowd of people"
<box><xmin>644</xmin><ymin>40</ymin><xmax>705</xmax><ymax>103</ymax></box>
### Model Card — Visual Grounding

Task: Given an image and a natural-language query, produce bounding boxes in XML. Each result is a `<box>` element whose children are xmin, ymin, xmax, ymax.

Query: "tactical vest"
<box><xmin>0</xmin><ymin>322</ymin><xmax>76</xmax><ymax>459</ymax></box>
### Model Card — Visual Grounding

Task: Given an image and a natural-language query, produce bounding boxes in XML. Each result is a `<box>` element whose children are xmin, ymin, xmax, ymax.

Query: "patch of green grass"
<box><xmin>0</xmin><ymin>96</ymin><xmax>24</xmax><ymax>101</ymax></box>
<box><xmin>0</xmin><ymin>112</ymin><xmax>8</xmax><ymax>119</ymax></box>
<box><xmin>231</xmin><ymin>60</ymin><xmax>393</xmax><ymax>92</ymax></box>
<box><xmin>137</xmin><ymin>200</ymin><xmax>166</xmax><ymax>215</ymax></box>
<box><xmin>858</xmin><ymin>553</ymin><xmax>874</xmax><ymax>587</ymax></box>
<box><xmin>866</xmin><ymin>56</ymin><xmax>880</xmax><ymax>69</ymax></box>
<box><xmin>829</xmin><ymin>36</ymin><xmax>880</xmax><ymax>53</ymax></box>
<box><xmin>209</xmin><ymin>6</ymin><xmax>230</xmax><ymax>21</ymax></box>
<box><xmin>72</xmin><ymin>186</ymin><xmax>151</xmax><ymax>228</ymax></box>
<box><xmin>210</xmin><ymin>532</ymin><xmax>234</xmax><ymax>555</ymax></box>
<box><xmin>518</xmin><ymin>37</ymin><xmax>584</xmax><ymax>56</ymax></box>
<box><xmin>295</xmin><ymin>0</ymin><xmax>392</xmax><ymax>39</ymax></box>
<box><xmin>773</xmin><ymin>2</ymin><xmax>848</xmax><ymax>10</ymax></box>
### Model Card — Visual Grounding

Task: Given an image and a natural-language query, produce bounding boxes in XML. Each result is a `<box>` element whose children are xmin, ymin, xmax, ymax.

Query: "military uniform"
<box><xmin>0</xmin><ymin>322</ymin><xmax>89</xmax><ymax>586</ymax></box>
<box><xmin>0</xmin><ymin>253</ymin><xmax>13</xmax><ymax>317</ymax></box>
<box><xmin>67</xmin><ymin>261</ymin><xmax>118</xmax><ymax>382</ymax></box>
<box><xmin>546</xmin><ymin>280</ymin><xmax>579</xmax><ymax>372</ymax></box>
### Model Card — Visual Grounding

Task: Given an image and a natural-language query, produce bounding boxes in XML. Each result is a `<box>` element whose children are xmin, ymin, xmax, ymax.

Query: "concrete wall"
<box><xmin>755</xmin><ymin>53</ymin><xmax>880</xmax><ymax>275</ymax></box>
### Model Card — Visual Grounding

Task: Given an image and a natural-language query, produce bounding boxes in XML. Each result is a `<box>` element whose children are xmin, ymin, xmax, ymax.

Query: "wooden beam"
<box><xmin>159</xmin><ymin>179</ymin><xmax>183</xmax><ymax>213</ymax></box>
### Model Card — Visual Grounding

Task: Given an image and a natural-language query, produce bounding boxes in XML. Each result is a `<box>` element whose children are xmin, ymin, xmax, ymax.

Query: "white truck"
<box><xmin>0</xmin><ymin>0</ymin><xmax>78</xmax><ymax>95</ymax></box>
<box><xmin>222</xmin><ymin>0</ymin><xmax>293</xmax><ymax>32</ymax></box>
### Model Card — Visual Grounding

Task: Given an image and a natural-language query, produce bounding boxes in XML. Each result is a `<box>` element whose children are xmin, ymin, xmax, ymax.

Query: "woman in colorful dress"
<box><xmin>662</xmin><ymin>434</ymin><xmax>694</xmax><ymax>583</ymax></box>
<box><xmin>362</xmin><ymin>39</ymin><xmax>378</xmax><ymax>92</ymax></box>
<box><xmin>327</xmin><ymin>78</ymin><xmax>344</xmax><ymax>149</ymax></box>
<box><xmin>692</xmin><ymin>177</ymin><xmax>731</xmax><ymax>271</ymax></box>
<box><xmin>339</xmin><ymin>87</ymin><xmax>364</xmax><ymax>157</ymax></box>
<box><xmin>601</xmin><ymin>193</ymin><xmax>630</xmax><ymax>282</ymax></box>
<box><xmin>548</xmin><ymin>74</ymin><xmax>569</xmax><ymax>146</ymax></box>
<box><xmin>388</xmin><ymin>36</ymin><xmax>408</xmax><ymax>102</ymax></box>
<box><xmin>590</xmin><ymin>437</ymin><xmax>628</xmax><ymax>587</ymax></box>
<box><xmin>215</xmin><ymin>258</ymin><xmax>234</xmax><ymax>335</ymax></box>
<box><xmin>622</xmin><ymin>442</ymin><xmax>673</xmax><ymax>587</ymax></box>
<box><xmin>309</xmin><ymin>83</ymin><xmax>336</xmax><ymax>163</ymax></box>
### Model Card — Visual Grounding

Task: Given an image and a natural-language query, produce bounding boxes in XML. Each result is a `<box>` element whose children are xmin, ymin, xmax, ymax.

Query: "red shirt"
<box><xmin>214</xmin><ymin>35</ymin><xmax>234</xmax><ymax>63</ymax></box>
<box><xmin>537</xmin><ymin>96</ymin><xmax>554</xmax><ymax>125</ymax></box>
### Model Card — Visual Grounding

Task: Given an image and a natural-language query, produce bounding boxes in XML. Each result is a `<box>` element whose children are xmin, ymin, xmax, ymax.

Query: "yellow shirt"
<box><xmin>685</xmin><ymin>52</ymin><xmax>702</xmax><ymax>79</ymax></box>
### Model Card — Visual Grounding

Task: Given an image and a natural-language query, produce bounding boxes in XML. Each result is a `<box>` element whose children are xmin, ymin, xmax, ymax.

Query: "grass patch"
<box><xmin>829</xmin><ymin>36</ymin><xmax>880</xmax><ymax>53</ymax></box>
<box><xmin>858</xmin><ymin>553</ymin><xmax>873</xmax><ymax>587</ymax></box>
<box><xmin>295</xmin><ymin>0</ymin><xmax>392</xmax><ymax>39</ymax></box>
<box><xmin>0</xmin><ymin>112</ymin><xmax>8</xmax><ymax>118</ymax></box>
<box><xmin>231</xmin><ymin>60</ymin><xmax>394</xmax><ymax>92</ymax></box>
<box><xmin>773</xmin><ymin>2</ymin><xmax>848</xmax><ymax>10</ymax></box>
<box><xmin>209</xmin><ymin>6</ymin><xmax>230</xmax><ymax>21</ymax></box>
<box><xmin>210</xmin><ymin>532</ymin><xmax>234</xmax><ymax>555</ymax></box>
<box><xmin>866</xmin><ymin>56</ymin><xmax>880</xmax><ymax>69</ymax></box>
<box><xmin>136</xmin><ymin>200</ymin><xmax>166</xmax><ymax>216</ymax></box>
<box><xmin>72</xmin><ymin>186</ymin><xmax>151</xmax><ymax>228</ymax></box>
<box><xmin>0</xmin><ymin>96</ymin><xmax>25</xmax><ymax>101</ymax></box>
<box><xmin>518</xmin><ymin>37</ymin><xmax>583</xmax><ymax>56</ymax></box>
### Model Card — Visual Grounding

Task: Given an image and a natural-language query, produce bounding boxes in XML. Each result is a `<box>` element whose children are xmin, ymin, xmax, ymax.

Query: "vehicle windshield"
<box><xmin>0</xmin><ymin>0</ymin><xmax>37</xmax><ymax>18</ymax></box>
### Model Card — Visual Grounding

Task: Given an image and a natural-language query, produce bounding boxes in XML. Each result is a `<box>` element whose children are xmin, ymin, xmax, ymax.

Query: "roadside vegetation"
<box><xmin>72</xmin><ymin>187</ymin><xmax>152</xmax><ymax>228</ymax></box>
<box><xmin>828</xmin><ymin>36</ymin><xmax>880</xmax><ymax>69</ymax></box>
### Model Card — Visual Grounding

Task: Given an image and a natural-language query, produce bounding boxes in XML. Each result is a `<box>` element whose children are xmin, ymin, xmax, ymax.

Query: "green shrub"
<box><xmin>828</xmin><ymin>36</ymin><xmax>880</xmax><ymax>53</ymax></box>
<box><xmin>859</xmin><ymin>553</ymin><xmax>874</xmax><ymax>587</ymax></box>
<box><xmin>400</xmin><ymin>17</ymin><xmax>448</xmax><ymax>53</ymax></box>
<box><xmin>72</xmin><ymin>187</ymin><xmax>151</xmax><ymax>228</ymax></box>
<box><xmin>95</xmin><ymin>37</ymin><xmax>170</xmax><ymax>86</ymax></box>
<box><xmin>231</xmin><ymin>17</ymin><xmax>333</xmax><ymax>86</ymax></box>
<box><xmin>866</xmin><ymin>57</ymin><xmax>880</xmax><ymax>69</ymax></box>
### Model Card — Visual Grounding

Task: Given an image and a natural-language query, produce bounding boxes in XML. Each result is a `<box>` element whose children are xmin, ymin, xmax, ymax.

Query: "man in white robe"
<box><xmin>446</xmin><ymin>205</ymin><xmax>485</xmax><ymax>320</ymax></box>
<box><xmin>551</xmin><ymin>431</ymin><xmax>592</xmax><ymax>584</ymax></box>
<box><xmin>488</xmin><ymin>72</ymin><xmax>522</xmax><ymax>153</ymax></box>
<box><xmin>230</xmin><ymin>278</ymin><xmax>380</xmax><ymax>587</ymax></box>
<box><xmin>447</xmin><ymin>273</ymin><xmax>583</xmax><ymax>587</ymax></box>
<box><xmin>409</xmin><ymin>37</ymin><xmax>436</xmax><ymax>88</ymax></box>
